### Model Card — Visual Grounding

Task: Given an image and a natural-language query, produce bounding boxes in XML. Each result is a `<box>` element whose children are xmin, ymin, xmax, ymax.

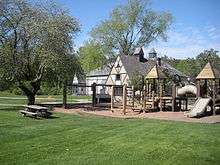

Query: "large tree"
<box><xmin>78</xmin><ymin>40</ymin><xmax>107</xmax><ymax>73</ymax></box>
<box><xmin>0</xmin><ymin>0</ymin><xmax>80</xmax><ymax>104</ymax></box>
<box><xmin>91</xmin><ymin>0</ymin><xmax>172</xmax><ymax>55</ymax></box>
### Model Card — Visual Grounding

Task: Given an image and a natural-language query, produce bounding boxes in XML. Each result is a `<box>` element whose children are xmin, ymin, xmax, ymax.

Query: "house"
<box><xmin>86</xmin><ymin>66</ymin><xmax>111</xmax><ymax>95</ymax></box>
<box><xmin>105</xmin><ymin>48</ymin><xmax>186</xmax><ymax>96</ymax></box>
<box><xmin>72</xmin><ymin>74</ymin><xmax>86</xmax><ymax>95</ymax></box>
<box><xmin>72</xmin><ymin>66</ymin><xmax>111</xmax><ymax>96</ymax></box>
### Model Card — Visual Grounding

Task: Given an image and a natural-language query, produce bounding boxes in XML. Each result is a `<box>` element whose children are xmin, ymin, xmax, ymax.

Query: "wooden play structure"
<box><xmin>187</xmin><ymin>62</ymin><xmax>220</xmax><ymax>117</ymax></box>
<box><xmin>66</xmin><ymin>62</ymin><xmax>220</xmax><ymax>118</ymax></box>
<box><xmin>108</xmin><ymin>62</ymin><xmax>220</xmax><ymax>117</ymax></box>
<box><xmin>145</xmin><ymin>64</ymin><xmax>167</xmax><ymax>112</ymax></box>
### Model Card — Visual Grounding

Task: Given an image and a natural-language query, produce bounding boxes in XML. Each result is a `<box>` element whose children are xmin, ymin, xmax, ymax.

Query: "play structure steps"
<box><xmin>186</xmin><ymin>97</ymin><xmax>212</xmax><ymax>118</ymax></box>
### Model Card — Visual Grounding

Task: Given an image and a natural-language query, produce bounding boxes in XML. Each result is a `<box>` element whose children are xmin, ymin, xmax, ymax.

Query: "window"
<box><xmin>114</xmin><ymin>87</ymin><xmax>123</xmax><ymax>96</ymax></box>
<box><xmin>116</xmin><ymin>74</ymin><xmax>120</xmax><ymax>81</ymax></box>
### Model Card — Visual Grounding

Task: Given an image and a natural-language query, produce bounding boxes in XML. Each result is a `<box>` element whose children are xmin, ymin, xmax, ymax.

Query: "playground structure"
<box><xmin>68</xmin><ymin>62</ymin><xmax>220</xmax><ymax>118</ymax></box>
<box><xmin>108</xmin><ymin>62</ymin><xmax>220</xmax><ymax>117</ymax></box>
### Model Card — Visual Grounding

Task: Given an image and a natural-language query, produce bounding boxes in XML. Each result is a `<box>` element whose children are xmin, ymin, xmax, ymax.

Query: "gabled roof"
<box><xmin>145</xmin><ymin>64</ymin><xmax>167</xmax><ymax>79</ymax></box>
<box><xmin>73</xmin><ymin>74</ymin><xmax>85</xmax><ymax>84</ymax></box>
<box><xmin>87</xmin><ymin>66</ymin><xmax>111</xmax><ymax>77</ymax></box>
<box><xmin>134</xmin><ymin>47</ymin><xmax>144</xmax><ymax>55</ymax></box>
<box><xmin>149</xmin><ymin>48</ymin><xmax>157</xmax><ymax>54</ymax></box>
<box><xmin>196</xmin><ymin>62</ymin><xmax>220</xmax><ymax>79</ymax></box>
<box><xmin>119</xmin><ymin>55</ymin><xmax>186</xmax><ymax>79</ymax></box>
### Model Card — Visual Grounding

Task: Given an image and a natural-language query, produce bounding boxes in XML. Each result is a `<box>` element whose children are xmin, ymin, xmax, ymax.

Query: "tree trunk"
<box><xmin>18</xmin><ymin>80</ymin><xmax>41</xmax><ymax>105</ymax></box>
<box><xmin>27</xmin><ymin>93</ymin><xmax>35</xmax><ymax>105</ymax></box>
<box><xmin>63</xmin><ymin>79</ymin><xmax>67</xmax><ymax>109</ymax></box>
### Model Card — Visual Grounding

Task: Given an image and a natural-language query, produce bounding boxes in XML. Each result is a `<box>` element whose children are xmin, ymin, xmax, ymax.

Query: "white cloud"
<box><xmin>144</xmin><ymin>25</ymin><xmax>220</xmax><ymax>59</ymax></box>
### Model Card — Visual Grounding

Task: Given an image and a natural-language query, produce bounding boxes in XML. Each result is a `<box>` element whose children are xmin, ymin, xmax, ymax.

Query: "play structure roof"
<box><xmin>145</xmin><ymin>64</ymin><xmax>167</xmax><ymax>79</ymax></box>
<box><xmin>196</xmin><ymin>62</ymin><xmax>220</xmax><ymax>79</ymax></box>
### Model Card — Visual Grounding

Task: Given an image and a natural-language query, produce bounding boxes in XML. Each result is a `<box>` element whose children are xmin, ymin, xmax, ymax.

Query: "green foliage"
<box><xmin>78</xmin><ymin>40</ymin><xmax>107</xmax><ymax>73</ymax></box>
<box><xmin>129</xmin><ymin>71</ymin><xmax>144</xmax><ymax>91</ymax></box>
<box><xmin>37</xmin><ymin>86</ymin><xmax>63</xmax><ymax>95</ymax></box>
<box><xmin>196</xmin><ymin>48</ymin><xmax>220</xmax><ymax>71</ymax></box>
<box><xmin>174</xmin><ymin>58</ymin><xmax>198</xmax><ymax>77</ymax></box>
<box><xmin>162</xmin><ymin>49</ymin><xmax>220</xmax><ymax>78</ymax></box>
<box><xmin>0</xmin><ymin>0</ymin><xmax>81</xmax><ymax>103</ymax></box>
<box><xmin>91</xmin><ymin>0</ymin><xmax>172</xmax><ymax>55</ymax></box>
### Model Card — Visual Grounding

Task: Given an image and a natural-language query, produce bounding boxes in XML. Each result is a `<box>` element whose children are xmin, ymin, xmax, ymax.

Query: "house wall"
<box><xmin>106</xmin><ymin>56</ymin><xmax>130</xmax><ymax>95</ymax></box>
<box><xmin>72</xmin><ymin>85</ymin><xmax>87</xmax><ymax>96</ymax></box>
<box><xmin>86</xmin><ymin>75</ymin><xmax>108</xmax><ymax>95</ymax></box>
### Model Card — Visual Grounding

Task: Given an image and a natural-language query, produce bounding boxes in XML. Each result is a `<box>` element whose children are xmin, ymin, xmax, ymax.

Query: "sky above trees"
<box><xmin>56</xmin><ymin>0</ymin><xmax>220</xmax><ymax>58</ymax></box>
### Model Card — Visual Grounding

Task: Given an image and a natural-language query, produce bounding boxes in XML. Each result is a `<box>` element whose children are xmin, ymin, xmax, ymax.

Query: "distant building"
<box><xmin>72</xmin><ymin>74</ymin><xmax>86</xmax><ymax>95</ymax></box>
<box><xmin>72</xmin><ymin>66</ymin><xmax>111</xmax><ymax>95</ymax></box>
<box><xmin>86</xmin><ymin>66</ymin><xmax>111</xmax><ymax>95</ymax></box>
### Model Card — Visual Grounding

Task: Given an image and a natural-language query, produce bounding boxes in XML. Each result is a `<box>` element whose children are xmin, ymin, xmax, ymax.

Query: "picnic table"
<box><xmin>20</xmin><ymin>105</ymin><xmax>52</xmax><ymax>118</ymax></box>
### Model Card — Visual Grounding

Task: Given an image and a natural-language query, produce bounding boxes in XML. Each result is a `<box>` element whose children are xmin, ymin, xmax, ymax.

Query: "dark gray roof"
<box><xmin>149</xmin><ymin>48</ymin><xmax>157</xmax><ymax>54</ymax></box>
<box><xmin>134</xmin><ymin>47</ymin><xmax>144</xmax><ymax>55</ymax></box>
<box><xmin>87</xmin><ymin>66</ymin><xmax>111</xmax><ymax>77</ymax></box>
<box><xmin>120</xmin><ymin>55</ymin><xmax>186</xmax><ymax>78</ymax></box>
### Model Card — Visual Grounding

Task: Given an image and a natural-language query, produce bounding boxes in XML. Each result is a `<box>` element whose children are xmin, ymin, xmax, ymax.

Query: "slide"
<box><xmin>187</xmin><ymin>97</ymin><xmax>211</xmax><ymax>118</ymax></box>
<box><xmin>177</xmin><ymin>85</ymin><xmax>197</xmax><ymax>96</ymax></box>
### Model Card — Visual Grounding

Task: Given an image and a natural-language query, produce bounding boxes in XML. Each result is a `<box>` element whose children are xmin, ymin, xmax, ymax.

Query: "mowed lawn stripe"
<box><xmin>0</xmin><ymin>110</ymin><xmax>220</xmax><ymax>165</ymax></box>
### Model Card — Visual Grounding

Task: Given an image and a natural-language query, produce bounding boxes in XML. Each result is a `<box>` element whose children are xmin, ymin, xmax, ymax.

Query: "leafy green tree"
<box><xmin>196</xmin><ymin>48</ymin><xmax>220</xmax><ymax>71</ymax></box>
<box><xmin>0</xmin><ymin>0</ymin><xmax>80</xmax><ymax>104</ymax></box>
<box><xmin>78</xmin><ymin>41</ymin><xmax>107</xmax><ymax>73</ymax></box>
<box><xmin>174</xmin><ymin>58</ymin><xmax>198</xmax><ymax>77</ymax></box>
<box><xmin>91</xmin><ymin>0</ymin><xmax>172</xmax><ymax>55</ymax></box>
<box><xmin>129</xmin><ymin>71</ymin><xmax>144</xmax><ymax>92</ymax></box>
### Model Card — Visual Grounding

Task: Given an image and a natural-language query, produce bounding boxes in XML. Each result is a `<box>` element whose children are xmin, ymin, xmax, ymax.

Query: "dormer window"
<box><xmin>116</xmin><ymin>74</ymin><xmax>120</xmax><ymax>81</ymax></box>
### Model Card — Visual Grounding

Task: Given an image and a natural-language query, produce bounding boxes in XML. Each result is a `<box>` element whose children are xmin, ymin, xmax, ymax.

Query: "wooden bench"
<box><xmin>20</xmin><ymin>110</ymin><xmax>37</xmax><ymax>118</ymax></box>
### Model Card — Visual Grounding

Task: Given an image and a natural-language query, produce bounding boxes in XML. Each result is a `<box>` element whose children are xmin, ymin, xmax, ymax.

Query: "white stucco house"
<box><xmin>72</xmin><ymin>66</ymin><xmax>110</xmax><ymax>95</ymax></box>
<box><xmin>86</xmin><ymin>66</ymin><xmax>110</xmax><ymax>95</ymax></box>
<box><xmin>72</xmin><ymin>74</ymin><xmax>86</xmax><ymax>95</ymax></box>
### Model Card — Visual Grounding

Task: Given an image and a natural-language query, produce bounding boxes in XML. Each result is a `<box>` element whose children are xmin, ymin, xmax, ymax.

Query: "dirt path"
<box><xmin>54</xmin><ymin>107</ymin><xmax>220</xmax><ymax>124</ymax></box>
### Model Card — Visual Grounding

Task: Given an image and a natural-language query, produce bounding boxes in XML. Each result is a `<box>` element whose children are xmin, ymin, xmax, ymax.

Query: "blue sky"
<box><xmin>56</xmin><ymin>0</ymin><xmax>220</xmax><ymax>59</ymax></box>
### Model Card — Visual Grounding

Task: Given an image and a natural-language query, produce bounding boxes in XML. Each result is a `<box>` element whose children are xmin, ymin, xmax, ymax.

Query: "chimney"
<box><xmin>148</xmin><ymin>48</ymin><xmax>157</xmax><ymax>59</ymax></box>
<box><xmin>134</xmin><ymin>47</ymin><xmax>147</xmax><ymax>62</ymax></box>
<box><xmin>157</xmin><ymin>57</ymin><xmax>161</xmax><ymax>66</ymax></box>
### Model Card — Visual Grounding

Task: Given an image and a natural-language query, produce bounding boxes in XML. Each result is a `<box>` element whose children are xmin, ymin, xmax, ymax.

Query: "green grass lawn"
<box><xmin>0</xmin><ymin>92</ymin><xmax>91</xmax><ymax>108</ymax></box>
<box><xmin>0</xmin><ymin>106</ymin><xmax>220</xmax><ymax>165</ymax></box>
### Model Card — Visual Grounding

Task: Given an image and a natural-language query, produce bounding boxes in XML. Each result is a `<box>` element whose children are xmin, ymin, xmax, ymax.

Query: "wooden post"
<box><xmin>143</xmin><ymin>85</ymin><xmax>146</xmax><ymax>111</ymax></box>
<box><xmin>92</xmin><ymin>83</ymin><xmax>96</xmax><ymax>107</ymax></box>
<box><xmin>172</xmin><ymin>83</ymin><xmax>176</xmax><ymax>112</ymax></box>
<box><xmin>146</xmin><ymin>80</ymin><xmax>149</xmax><ymax>95</ymax></box>
<box><xmin>63</xmin><ymin>79</ymin><xmax>67</xmax><ymax>109</ymax></box>
<box><xmin>122</xmin><ymin>84</ymin><xmax>127</xmax><ymax>115</ymax></box>
<box><xmin>153</xmin><ymin>79</ymin><xmax>156</xmax><ymax>93</ymax></box>
<box><xmin>111</xmin><ymin>86</ymin><xmax>114</xmax><ymax>112</ymax></box>
<box><xmin>149</xmin><ymin>83</ymin><xmax>152</xmax><ymax>97</ymax></box>
<box><xmin>204</xmin><ymin>79</ymin><xmax>208</xmax><ymax>97</ymax></box>
<box><xmin>213</xmin><ymin>80</ymin><xmax>216</xmax><ymax>115</ymax></box>
<box><xmin>152</xmin><ymin>90</ymin><xmax>155</xmax><ymax>110</ymax></box>
<box><xmin>159</xmin><ymin>80</ymin><xmax>163</xmax><ymax>111</ymax></box>
<box><xmin>185</xmin><ymin>98</ymin><xmax>188</xmax><ymax>111</ymax></box>
<box><xmin>196</xmin><ymin>80</ymin><xmax>200</xmax><ymax>97</ymax></box>
<box><xmin>132</xmin><ymin>86</ymin><xmax>135</xmax><ymax>107</ymax></box>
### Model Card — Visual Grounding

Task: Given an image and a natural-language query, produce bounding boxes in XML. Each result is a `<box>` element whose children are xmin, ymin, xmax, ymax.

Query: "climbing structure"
<box><xmin>195</xmin><ymin>62</ymin><xmax>220</xmax><ymax>115</ymax></box>
<box><xmin>145</xmin><ymin>64</ymin><xmax>167</xmax><ymax>111</ymax></box>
